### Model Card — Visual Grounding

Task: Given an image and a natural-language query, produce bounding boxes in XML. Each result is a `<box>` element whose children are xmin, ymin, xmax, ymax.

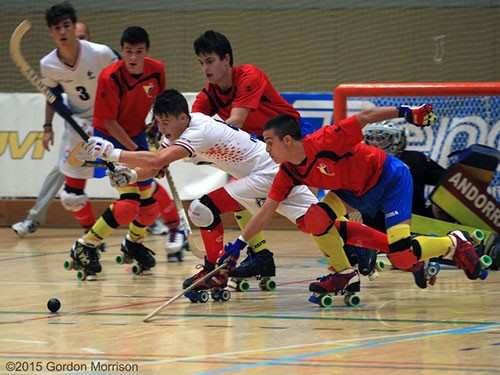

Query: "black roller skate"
<box><xmin>116</xmin><ymin>238</ymin><xmax>156</xmax><ymax>275</ymax></box>
<box><xmin>228</xmin><ymin>248</ymin><xmax>276</xmax><ymax>292</ymax></box>
<box><xmin>410</xmin><ymin>260</ymin><xmax>441</xmax><ymax>289</ymax></box>
<box><xmin>183</xmin><ymin>258</ymin><xmax>231</xmax><ymax>303</ymax></box>
<box><xmin>64</xmin><ymin>240</ymin><xmax>102</xmax><ymax>281</ymax></box>
<box><xmin>308</xmin><ymin>269</ymin><xmax>361</xmax><ymax>308</ymax></box>
<box><xmin>344</xmin><ymin>245</ymin><xmax>385</xmax><ymax>281</ymax></box>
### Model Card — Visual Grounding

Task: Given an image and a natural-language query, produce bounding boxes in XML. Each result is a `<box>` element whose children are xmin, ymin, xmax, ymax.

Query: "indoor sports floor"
<box><xmin>0</xmin><ymin>227</ymin><xmax>499</xmax><ymax>375</ymax></box>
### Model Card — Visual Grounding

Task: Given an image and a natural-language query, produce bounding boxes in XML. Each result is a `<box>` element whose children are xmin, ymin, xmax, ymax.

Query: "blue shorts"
<box><xmin>93</xmin><ymin>129</ymin><xmax>153</xmax><ymax>186</ymax></box>
<box><xmin>335</xmin><ymin>155</ymin><xmax>413</xmax><ymax>228</ymax></box>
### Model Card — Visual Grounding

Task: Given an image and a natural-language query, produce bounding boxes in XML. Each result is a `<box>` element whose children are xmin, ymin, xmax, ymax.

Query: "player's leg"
<box><xmin>11</xmin><ymin>165</ymin><xmax>64</xmax><ymax>237</ymax></box>
<box><xmin>60</xmin><ymin>176</ymin><xmax>96</xmax><ymax>230</ymax></box>
<box><xmin>120</xmin><ymin>181</ymin><xmax>158</xmax><ymax>272</ymax></box>
<box><xmin>293</xmin><ymin>190</ymin><xmax>360</xmax><ymax>304</ymax></box>
<box><xmin>184</xmin><ymin>186</ymin><xmax>243</xmax><ymax>289</ymax></box>
<box><xmin>153</xmin><ymin>180</ymin><xmax>188</xmax><ymax>260</ymax></box>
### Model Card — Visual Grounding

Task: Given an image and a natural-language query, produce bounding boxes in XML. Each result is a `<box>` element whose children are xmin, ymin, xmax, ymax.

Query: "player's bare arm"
<box><xmin>225</xmin><ymin>107</ymin><xmax>250</xmax><ymax>129</ymax></box>
<box><xmin>42</xmin><ymin>102</ymin><xmax>56</xmax><ymax>150</ymax></box>
<box><xmin>103</xmin><ymin>119</ymin><xmax>138</xmax><ymax>150</ymax></box>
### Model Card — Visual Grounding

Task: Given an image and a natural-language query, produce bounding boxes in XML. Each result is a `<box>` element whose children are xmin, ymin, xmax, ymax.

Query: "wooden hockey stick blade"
<box><xmin>143</xmin><ymin>261</ymin><xmax>228</xmax><ymax>322</ymax></box>
<box><xmin>164</xmin><ymin>168</ymin><xmax>205</xmax><ymax>259</ymax></box>
<box><xmin>10</xmin><ymin>20</ymin><xmax>115</xmax><ymax>171</ymax></box>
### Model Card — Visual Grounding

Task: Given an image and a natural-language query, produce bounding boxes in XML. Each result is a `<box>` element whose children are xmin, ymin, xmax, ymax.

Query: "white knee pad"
<box><xmin>188</xmin><ymin>199</ymin><xmax>215</xmax><ymax>227</ymax></box>
<box><xmin>60</xmin><ymin>189</ymin><xmax>88</xmax><ymax>212</ymax></box>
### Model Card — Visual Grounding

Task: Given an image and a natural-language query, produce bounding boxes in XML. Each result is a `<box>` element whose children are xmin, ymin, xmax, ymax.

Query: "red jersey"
<box><xmin>192</xmin><ymin>64</ymin><xmax>299</xmax><ymax>136</ymax></box>
<box><xmin>93</xmin><ymin>57</ymin><xmax>165</xmax><ymax>137</ymax></box>
<box><xmin>268</xmin><ymin>116</ymin><xmax>387</xmax><ymax>202</ymax></box>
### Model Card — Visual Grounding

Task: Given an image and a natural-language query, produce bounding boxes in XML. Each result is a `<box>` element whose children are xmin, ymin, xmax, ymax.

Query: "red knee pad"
<box><xmin>388</xmin><ymin>249</ymin><xmax>418</xmax><ymax>270</ymax></box>
<box><xmin>136</xmin><ymin>202</ymin><xmax>160</xmax><ymax>226</ymax></box>
<box><xmin>113</xmin><ymin>199</ymin><xmax>140</xmax><ymax>225</ymax></box>
<box><xmin>296</xmin><ymin>204</ymin><xmax>335</xmax><ymax>235</ymax></box>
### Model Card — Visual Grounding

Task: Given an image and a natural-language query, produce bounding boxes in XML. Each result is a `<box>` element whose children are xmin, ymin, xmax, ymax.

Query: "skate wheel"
<box><xmin>198</xmin><ymin>291</ymin><xmax>209</xmax><ymax>303</ymax></box>
<box><xmin>320</xmin><ymin>294</ymin><xmax>334</xmax><ymax>307</ymax></box>
<box><xmin>76</xmin><ymin>271</ymin><xmax>86</xmax><ymax>281</ymax></box>
<box><xmin>375</xmin><ymin>260</ymin><xmax>385</xmax><ymax>271</ymax></box>
<box><xmin>220</xmin><ymin>289</ymin><xmax>231</xmax><ymax>302</ymax></box>
<box><xmin>116</xmin><ymin>255</ymin><xmax>125</xmax><ymax>264</ymax></box>
<box><xmin>472</xmin><ymin>229</ymin><xmax>485</xmax><ymax>244</ymax></box>
<box><xmin>63</xmin><ymin>260</ymin><xmax>73</xmax><ymax>270</ymax></box>
<box><xmin>344</xmin><ymin>294</ymin><xmax>360</xmax><ymax>307</ymax></box>
<box><xmin>259</xmin><ymin>279</ymin><xmax>276</xmax><ymax>291</ymax></box>
<box><xmin>427</xmin><ymin>262</ymin><xmax>441</xmax><ymax>277</ymax></box>
<box><xmin>480</xmin><ymin>255</ymin><xmax>492</xmax><ymax>269</ymax></box>
<box><xmin>479</xmin><ymin>269</ymin><xmax>488</xmax><ymax>280</ymax></box>
<box><xmin>132</xmin><ymin>265</ymin><xmax>142</xmax><ymax>275</ymax></box>
<box><xmin>237</xmin><ymin>280</ymin><xmax>250</xmax><ymax>292</ymax></box>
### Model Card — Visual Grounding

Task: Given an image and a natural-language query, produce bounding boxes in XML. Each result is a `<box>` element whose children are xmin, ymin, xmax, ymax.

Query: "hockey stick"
<box><xmin>143</xmin><ymin>261</ymin><xmax>228</xmax><ymax>322</ymax></box>
<box><xmin>164</xmin><ymin>167</ymin><xmax>205</xmax><ymax>259</ymax></box>
<box><xmin>9</xmin><ymin>19</ymin><xmax>114</xmax><ymax>171</ymax></box>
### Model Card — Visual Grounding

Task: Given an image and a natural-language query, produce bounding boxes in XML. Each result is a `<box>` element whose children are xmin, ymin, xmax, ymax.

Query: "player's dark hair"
<box><xmin>264</xmin><ymin>114</ymin><xmax>303</xmax><ymax>141</ymax></box>
<box><xmin>153</xmin><ymin>89</ymin><xmax>190</xmax><ymax>117</ymax></box>
<box><xmin>45</xmin><ymin>1</ymin><xmax>77</xmax><ymax>27</ymax></box>
<box><xmin>193</xmin><ymin>30</ymin><xmax>234</xmax><ymax>66</ymax></box>
<box><xmin>120</xmin><ymin>26</ymin><xmax>150</xmax><ymax>49</ymax></box>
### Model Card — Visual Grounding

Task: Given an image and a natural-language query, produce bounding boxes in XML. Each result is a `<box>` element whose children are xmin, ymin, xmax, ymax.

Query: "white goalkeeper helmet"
<box><xmin>363</xmin><ymin>120</ymin><xmax>406</xmax><ymax>155</ymax></box>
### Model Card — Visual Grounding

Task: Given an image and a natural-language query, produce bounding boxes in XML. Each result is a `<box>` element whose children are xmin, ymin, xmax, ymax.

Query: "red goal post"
<box><xmin>333</xmin><ymin>82</ymin><xmax>500</xmax><ymax>122</ymax></box>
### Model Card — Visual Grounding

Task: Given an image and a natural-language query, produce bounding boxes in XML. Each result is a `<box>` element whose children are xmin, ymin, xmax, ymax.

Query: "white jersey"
<box><xmin>162</xmin><ymin>112</ymin><xmax>277</xmax><ymax>179</ymax></box>
<box><xmin>40</xmin><ymin>40</ymin><xmax>117</xmax><ymax>119</ymax></box>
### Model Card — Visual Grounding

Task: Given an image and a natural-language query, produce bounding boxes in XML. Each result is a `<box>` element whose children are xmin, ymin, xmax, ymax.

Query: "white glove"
<box><xmin>107</xmin><ymin>165</ymin><xmax>138</xmax><ymax>187</ymax></box>
<box><xmin>85</xmin><ymin>137</ymin><xmax>122</xmax><ymax>161</ymax></box>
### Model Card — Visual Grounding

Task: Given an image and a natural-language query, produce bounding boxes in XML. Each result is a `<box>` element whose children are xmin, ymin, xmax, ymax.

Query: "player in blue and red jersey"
<box><xmin>68</xmin><ymin>27</ymin><xmax>179</xmax><ymax>278</ymax></box>
<box><xmin>220</xmin><ymin>104</ymin><xmax>488</xmax><ymax>302</ymax></box>
<box><xmin>189</xmin><ymin>30</ymin><xmax>302</xmax><ymax>284</ymax></box>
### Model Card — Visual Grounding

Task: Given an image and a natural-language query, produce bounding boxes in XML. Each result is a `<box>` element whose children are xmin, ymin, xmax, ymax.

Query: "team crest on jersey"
<box><xmin>318</xmin><ymin>162</ymin><xmax>335</xmax><ymax>176</ymax></box>
<box><xmin>87</xmin><ymin>70</ymin><xmax>95</xmax><ymax>79</ymax></box>
<box><xmin>143</xmin><ymin>83</ymin><xmax>155</xmax><ymax>97</ymax></box>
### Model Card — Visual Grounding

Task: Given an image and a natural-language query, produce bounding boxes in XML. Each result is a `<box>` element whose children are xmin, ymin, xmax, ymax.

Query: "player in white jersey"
<box><xmin>82</xmin><ymin>89</ymin><xmax>318</xmax><ymax>291</ymax></box>
<box><xmin>40</xmin><ymin>2</ymin><xmax>117</xmax><ymax>233</ymax></box>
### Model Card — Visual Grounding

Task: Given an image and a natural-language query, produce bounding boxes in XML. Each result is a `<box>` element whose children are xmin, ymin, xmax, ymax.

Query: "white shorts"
<box><xmin>58</xmin><ymin>116</ymin><xmax>94</xmax><ymax>179</ymax></box>
<box><xmin>225</xmin><ymin>169</ymin><xmax>317</xmax><ymax>223</ymax></box>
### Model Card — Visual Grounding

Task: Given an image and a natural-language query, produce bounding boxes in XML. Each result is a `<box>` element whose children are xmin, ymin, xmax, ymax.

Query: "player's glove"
<box><xmin>85</xmin><ymin>136</ymin><xmax>122</xmax><ymax>162</ymax></box>
<box><xmin>397</xmin><ymin>104</ymin><xmax>437</xmax><ymax>127</ymax></box>
<box><xmin>107</xmin><ymin>165</ymin><xmax>138</xmax><ymax>187</ymax></box>
<box><xmin>217</xmin><ymin>236</ymin><xmax>247</xmax><ymax>269</ymax></box>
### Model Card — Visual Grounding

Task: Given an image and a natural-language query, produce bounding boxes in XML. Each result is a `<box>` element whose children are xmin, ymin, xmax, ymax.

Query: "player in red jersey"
<box><xmin>67</xmin><ymin>27</ymin><xmax>179</xmax><ymax>279</ymax></box>
<box><xmin>190</xmin><ymin>30</ymin><xmax>302</xmax><ymax>282</ymax></box>
<box><xmin>220</xmin><ymin>105</ymin><xmax>489</xmax><ymax>304</ymax></box>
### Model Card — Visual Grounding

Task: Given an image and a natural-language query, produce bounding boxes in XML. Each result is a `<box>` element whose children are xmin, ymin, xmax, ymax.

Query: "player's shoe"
<box><xmin>183</xmin><ymin>257</ymin><xmax>228</xmax><ymax>290</ymax></box>
<box><xmin>147</xmin><ymin>218</ymin><xmax>169</xmax><ymax>235</ymax></box>
<box><xmin>70</xmin><ymin>239</ymin><xmax>102</xmax><ymax>276</ymax></box>
<box><xmin>11</xmin><ymin>219</ymin><xmax>39</xmax><ymax>238</ymax></box>
<box><xmin>309</xmin><ymin>269</ymin><xmax>361</xmax><ymax>307</ymax></box>
<box><xmin>120</xmin><ymin>238</ymin><xmax>156</xmax><ymax>272</ymax></box>
<box><xmin>229</xmin><ymin>249</ymin><xmax>276</xmax><ymax>278</ymax></box>
<box><xmin>165</xmin><ymin>227</ymin><xmax>188</xmax><ymax>262</ymax></box>
<box><xmin>344</xmin><ymin>245</ymin><xmax>377</xmax><ymax>276</ymax></box>
<box><xmin>409</xmin><ymin>261</ymin><xmax>440</xmax><ymax>288</ymax></box>
<box><xmin>448</xmin><ymin>231</ymin><xmax>490</xmax><ymax>280</ymax></box>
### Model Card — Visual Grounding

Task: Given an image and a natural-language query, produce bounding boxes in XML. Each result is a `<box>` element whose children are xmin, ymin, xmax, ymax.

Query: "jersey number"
<box><xmin>76</xmin><ymin>86</ymin><xmax>90</xmax><ymax>101</ymax></box>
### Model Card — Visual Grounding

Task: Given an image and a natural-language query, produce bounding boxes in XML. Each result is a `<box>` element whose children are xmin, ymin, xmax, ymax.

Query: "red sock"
<box><xmin>201</xmin><ymin>222</ymin><xmax>224</xmax><ymax>263</ymax></box>
<box><xmin>335</xmin><ymin>220</ymin><xmax>389</xmax><ymax>253</ymax></box>
<box><xmin>154</xmin><ymin>183</ymin><xmax>180</xmax><ymax>229</ymax></box>
<box><xmin>73</xmin><ymin>201</ymin><xmax>95</xmax><ymax>230</ymax></box>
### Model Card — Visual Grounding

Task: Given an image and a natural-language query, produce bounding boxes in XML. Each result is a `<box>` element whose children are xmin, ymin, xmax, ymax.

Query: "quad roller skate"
<box><xmin>228</xmin><ymin>249</ymin><xmax>276</xmax><ymax>292</ymax></box>
<box><xmin>448</xmin><ymin>230</ymin><xmax>492</xmax><ymax>280</ymax></box>
<box><xmin>410</xmin><ymin>260</ymin><xmax>441</xmax><ymax>288</ymax></box>
<box><xmin>165</xmin><ymin>227</ymin><xmax>188</xmax><ymax>262</ymax></box>
<box><xmin>183</xmin><ymin>258</ymin><xmax>231</xmax><ymax>303</ymax></box>
<box><xmin>64</xmin><ymin>240</ymin><xmax>102</xmax><ymax>281</ymax></box>
<box><xmin>345</xmin><ymin>245</ymin><xmax>385</xmax><ymax>281</ymax></box>
<box><xmin>308</xmin><ymin>269</ymin><xmax>361</xmax><ymax>308</ymax></box>
<box><xmin>116</xmin><ymin>238</ymin><xmax>156</xmax><ymax>275</ymax></box>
